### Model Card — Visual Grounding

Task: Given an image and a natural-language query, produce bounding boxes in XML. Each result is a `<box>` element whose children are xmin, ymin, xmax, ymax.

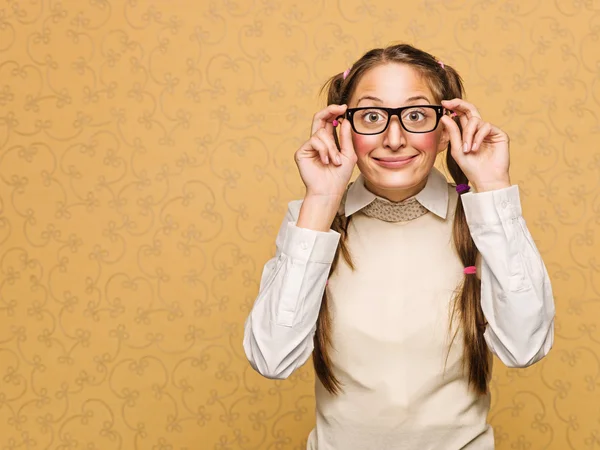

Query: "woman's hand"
<box><xmin>440</xmin><ymin>98</ymin><xmax>511</xmax><ymax>192</ymax></box>
<box><xmin>294</xmin><ymin>104</ymin><xmax>357</xmax><ymax>200</ymax></box>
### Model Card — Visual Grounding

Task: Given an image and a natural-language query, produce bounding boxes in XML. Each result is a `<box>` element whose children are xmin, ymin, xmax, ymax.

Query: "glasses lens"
<box><xmin>352</xmin><ymin>108</ymin><xmax>389</xmax><ymax>134</ymax></box>
<box><xmin>401</xmin><ymin>106</ymin><xmax>438</xmax><ymax>132</ymax></box>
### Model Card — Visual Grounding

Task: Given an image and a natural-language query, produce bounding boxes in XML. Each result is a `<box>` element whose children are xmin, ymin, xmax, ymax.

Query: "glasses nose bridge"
<box><xmin>386</xmin><ymin>108</ymin><xmax>405</xmax><ymax>133</ymax></box>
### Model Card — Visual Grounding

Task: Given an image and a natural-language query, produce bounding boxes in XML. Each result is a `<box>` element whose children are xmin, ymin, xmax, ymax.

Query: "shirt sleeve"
<box><xmin>461</xmin><ymin>186</ymin><xmax>555</xmax><ymax>368</ymax></box>
<box><xmin>243</xmin><ymin>200</ymin><xmax>341</xmax><ymax>379</ymax></box>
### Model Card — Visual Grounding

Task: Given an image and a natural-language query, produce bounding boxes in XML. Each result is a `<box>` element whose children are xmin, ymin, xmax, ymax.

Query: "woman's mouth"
<box><xmin>372</xmin><ymin>155</ymin><xmax>418</xmax><ymax>168</ymax></box>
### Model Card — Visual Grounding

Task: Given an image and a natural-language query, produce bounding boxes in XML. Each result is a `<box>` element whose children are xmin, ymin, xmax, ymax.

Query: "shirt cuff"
<box><xmin>461</xmin><ymin>185</ymin><xmax>522</xmax><ymax>226</ymax></box>
<box><xmin>282</xmin><ymin>222</ymin><xmax>341</xmax><ymax>263</ymax></box>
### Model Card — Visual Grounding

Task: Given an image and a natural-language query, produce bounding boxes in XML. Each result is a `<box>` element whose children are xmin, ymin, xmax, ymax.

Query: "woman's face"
<box><xmin>347</xmin><ymin>63</ymin><xmax>449</xmax><ymax>202</ymax></box>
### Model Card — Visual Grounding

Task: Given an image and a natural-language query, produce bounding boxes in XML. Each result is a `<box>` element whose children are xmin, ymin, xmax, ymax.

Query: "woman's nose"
<box><xmin>383</xmin><ymin>116</ymin><xmax>405</xmax><ymax>149</ymax></box>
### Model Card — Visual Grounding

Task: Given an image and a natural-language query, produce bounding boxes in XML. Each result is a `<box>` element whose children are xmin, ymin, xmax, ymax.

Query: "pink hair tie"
<box><xmin>342</xmin><ymin>68</ymin><xmax>350</xmax><ymax>80</ymax></box>
<box><xmin>464</xmin><ymin>266</ymin><xmax>477</xmax><ymax>275</ymax></box>
<box><xmin>438</xmin><ymin>61</ymin><xmax>445</xmax><ymax>69</ymax></box>
<box><xmin>456</xmin><ymin>184</ymin><xmax>470</xmax><ymax>194</ymax></box>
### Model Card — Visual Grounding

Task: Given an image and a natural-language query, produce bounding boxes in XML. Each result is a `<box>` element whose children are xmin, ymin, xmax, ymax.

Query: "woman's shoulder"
<box><xmin>446</xmin><ymin>182</ymin><xmax>460</xmax><ymax>217</ymax></box>
<box><xmin>447</xmin><ymin>182</ymin><xmax>459</xmax><ymax>196</ymax></box>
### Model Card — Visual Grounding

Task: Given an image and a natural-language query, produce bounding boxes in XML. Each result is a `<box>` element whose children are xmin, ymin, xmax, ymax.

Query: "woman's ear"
<box><xmin>437</xmin><ymin>122</ymin><xmax>451</xmax><ymax>154</ymax></box>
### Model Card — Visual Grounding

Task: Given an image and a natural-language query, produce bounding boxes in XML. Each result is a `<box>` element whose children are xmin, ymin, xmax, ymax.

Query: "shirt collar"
<box><xmin>343</xmin><ymin>167</ymin><xmax>449</xmax><ymax>219</ymax></box>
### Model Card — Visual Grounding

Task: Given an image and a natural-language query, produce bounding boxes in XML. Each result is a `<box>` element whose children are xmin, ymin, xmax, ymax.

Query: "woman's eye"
<box><xmin>405</xmin><ymin>111</ymin><xmax>425</xmax><ymax>122</ymax></box>
<box><xmin>362</xmin><ymin>111</ymin><xmax>383</xmax><ymax>122</ymax></box>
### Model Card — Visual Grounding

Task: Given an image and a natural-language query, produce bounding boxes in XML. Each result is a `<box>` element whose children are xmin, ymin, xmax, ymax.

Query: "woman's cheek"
<box><xmin>352</xmin><ymin>134</ymin><xmax>379</xmax><ymax>156</ymax></box>
<box><xmin>410</xmin><ymin>133</ymin><xmax>439</xmax><ymax>152</ymax></box>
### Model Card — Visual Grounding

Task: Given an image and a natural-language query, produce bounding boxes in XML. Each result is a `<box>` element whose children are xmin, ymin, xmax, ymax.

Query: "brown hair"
<box><xmin>314</xmin><ymin>43</ymin><xmax>490</xmax><ymax>396</ymax></box>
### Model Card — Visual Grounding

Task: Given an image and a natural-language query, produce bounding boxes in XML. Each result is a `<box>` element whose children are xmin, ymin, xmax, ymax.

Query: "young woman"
<box><xmin>243</xmin><ymin>44</ymin><xmax>555</xmax><ymax>450</ymax></box>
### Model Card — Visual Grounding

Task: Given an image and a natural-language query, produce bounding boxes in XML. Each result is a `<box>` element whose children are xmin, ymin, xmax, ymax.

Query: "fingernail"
<box><xmin>332</xmin><ymin>119</ymin><xmax>339</xmax><ymax>127</ymax></box>
<box><xmin>335</xmin><ymin>155</ymin><xmax>341</xmax><ymax>165</ymax></box>
<box><xmin>463</xmin><ymin>142</ymin><xmax>468</xmax><ymax>153</ymax></box>
<box><xmin>325</xmin><ymin>156</ymin><xmax>329</xmax><ymax>164</ymax></box>
<box><xmin>471</xmin><ymin>142</ymin><xmax>478</xmax><ymax>151</ymax></box>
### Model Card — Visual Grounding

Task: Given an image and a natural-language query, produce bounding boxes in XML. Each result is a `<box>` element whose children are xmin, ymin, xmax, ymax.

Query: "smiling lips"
<box><xmin>374</xmin><ymin>155</ymin><xmax>417</xmax><ymax>162</ymax></box>
<box><xmin>372</xmin><ymin>154</ymin><xmax>418</xmax><ymax>168</ymax></box>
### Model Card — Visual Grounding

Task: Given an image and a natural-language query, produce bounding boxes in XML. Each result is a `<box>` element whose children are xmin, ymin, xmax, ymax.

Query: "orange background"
<box><xmin>1</xmin><ymin>1</ymin><xmax>599</xmax><ymax>449</ymax></box>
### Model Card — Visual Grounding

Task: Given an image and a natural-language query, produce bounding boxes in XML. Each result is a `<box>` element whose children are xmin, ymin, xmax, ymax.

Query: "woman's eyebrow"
<box><xmin>405</xmin><ymin>95</ymin><xmax>431</xmax><ymax>103</ymax></box>
<box><xmin>355</xmin><ymin>94</ymin><xmax>432</xmax><ymax>106</ymax></box>
<box><xmin>356</xmin><ymin>95</ymin><xmax>383</xmax><ymax>105</ymax></box>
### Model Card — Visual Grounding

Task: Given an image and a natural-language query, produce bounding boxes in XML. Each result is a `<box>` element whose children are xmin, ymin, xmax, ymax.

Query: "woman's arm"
<box><xmin>243</xmin><ymin>200</ymin><xmax>340</xmax><ymax>379</ymax></box>
<box><xmin>462</xmin><ymin>185</ymin><xmax>555</xmax><ymax>368</ymax></box>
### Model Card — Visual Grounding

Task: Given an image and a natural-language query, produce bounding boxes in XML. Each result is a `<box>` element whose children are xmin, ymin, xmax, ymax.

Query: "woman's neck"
<box><xmin>363</xmin><ymin>177</ymin><xmax>428</xmax><ymax>203</ymax></box>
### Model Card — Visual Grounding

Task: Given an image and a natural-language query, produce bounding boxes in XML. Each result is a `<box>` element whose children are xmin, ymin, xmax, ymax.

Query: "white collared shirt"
<box><xmin>343</xmin><ymin>166</ymin><xmax>449</xmax><ymax>220</ymax></box>
<box><xmin>243</xmin><ymin>168</ymin><xmax>555</xmax><ymax>450</ymax></box>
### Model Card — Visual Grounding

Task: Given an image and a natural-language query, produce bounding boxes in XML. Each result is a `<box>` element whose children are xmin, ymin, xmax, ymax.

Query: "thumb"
<box><xmin>338</xmin><ymin>119</ymin><xmax>356</xmax><ymax>160</ymax></box>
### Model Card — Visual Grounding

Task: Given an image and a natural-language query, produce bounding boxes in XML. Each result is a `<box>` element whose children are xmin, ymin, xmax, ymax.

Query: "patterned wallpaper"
<box><xmin>0</xmin><ymin>0</ymin><xmax>599</xmax><ymax>449</ymax></box>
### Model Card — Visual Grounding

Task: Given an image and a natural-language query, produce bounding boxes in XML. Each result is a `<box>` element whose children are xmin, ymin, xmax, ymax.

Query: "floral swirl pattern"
<box><xmin>0</xmin><ymin>1</ymin><xmax>599</xmax><ymax>449</ymax></box>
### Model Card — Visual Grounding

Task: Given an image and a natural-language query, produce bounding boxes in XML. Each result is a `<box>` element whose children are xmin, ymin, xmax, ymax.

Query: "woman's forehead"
<box><xmin>350</xmin><ymin>63</ymin><xmax>435</xmax><ymax>105</ymax></box>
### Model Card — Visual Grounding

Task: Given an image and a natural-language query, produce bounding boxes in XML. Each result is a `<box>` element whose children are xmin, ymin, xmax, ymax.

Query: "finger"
<box><xmin>309</xmin><ymin>136</ymin><xmax>330</xmax><ymax>165</ymax></box>
<box><xmin>441</xmin><ymin>98</ymin><xmax>482</xmax><ymax>120</ymax></box>
<box><xmin>471</xmin><ymin>122</ymin><xmax>492</xmax><ymax>152</ymax></box>
<box><xmin>462</xmin><ymin>117</ymin><xmax>482</xmax><ymax>154</ymax></box>
<box><xmin>457</xmin><ymin>110</ymin><xmax>470</xmax><ymax>131</ymax></box>
<box><xmin>440</xmin><ymin>115</ymin><xmax>463</xmax><ymax>160</ymax></box>
<box><xmin>324</xmin><ymin>120</ymin><xmax>334</xmax><ymax>136</ymax></box>
<box><xmin>444</xmin><ymin>109</ymin><xmax>465</xmax><ymax>131</ymax></box>
<box><xmin>338</xmin><ymin>118</ymin><xmax>356</xmax><ymax>161</ymax></box>
<box><xmin>443</xmin><ymin>104</ymin><xmax>469</xmax><ymax>130</ymax></box>
<box><xmin>312</xmin><ymin>104</ymin><xmax>348</xmax><ymax>135</ymax></box>
<box><xmin>316</xmin><ymin>128</ymin><xmax>342</xmax><ymax>165</ymax></box>
<box><xmin>489</xmin><ymin>123</ymin><xmax>510</xmax><ymax>144</ymax></box>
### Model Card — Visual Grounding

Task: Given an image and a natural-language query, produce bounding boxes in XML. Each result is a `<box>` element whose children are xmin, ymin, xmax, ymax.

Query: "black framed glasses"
<box><xmin>345</xmin><ymin>105</ymin><xmax>444</xmax><ymax>135</ymax></box>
